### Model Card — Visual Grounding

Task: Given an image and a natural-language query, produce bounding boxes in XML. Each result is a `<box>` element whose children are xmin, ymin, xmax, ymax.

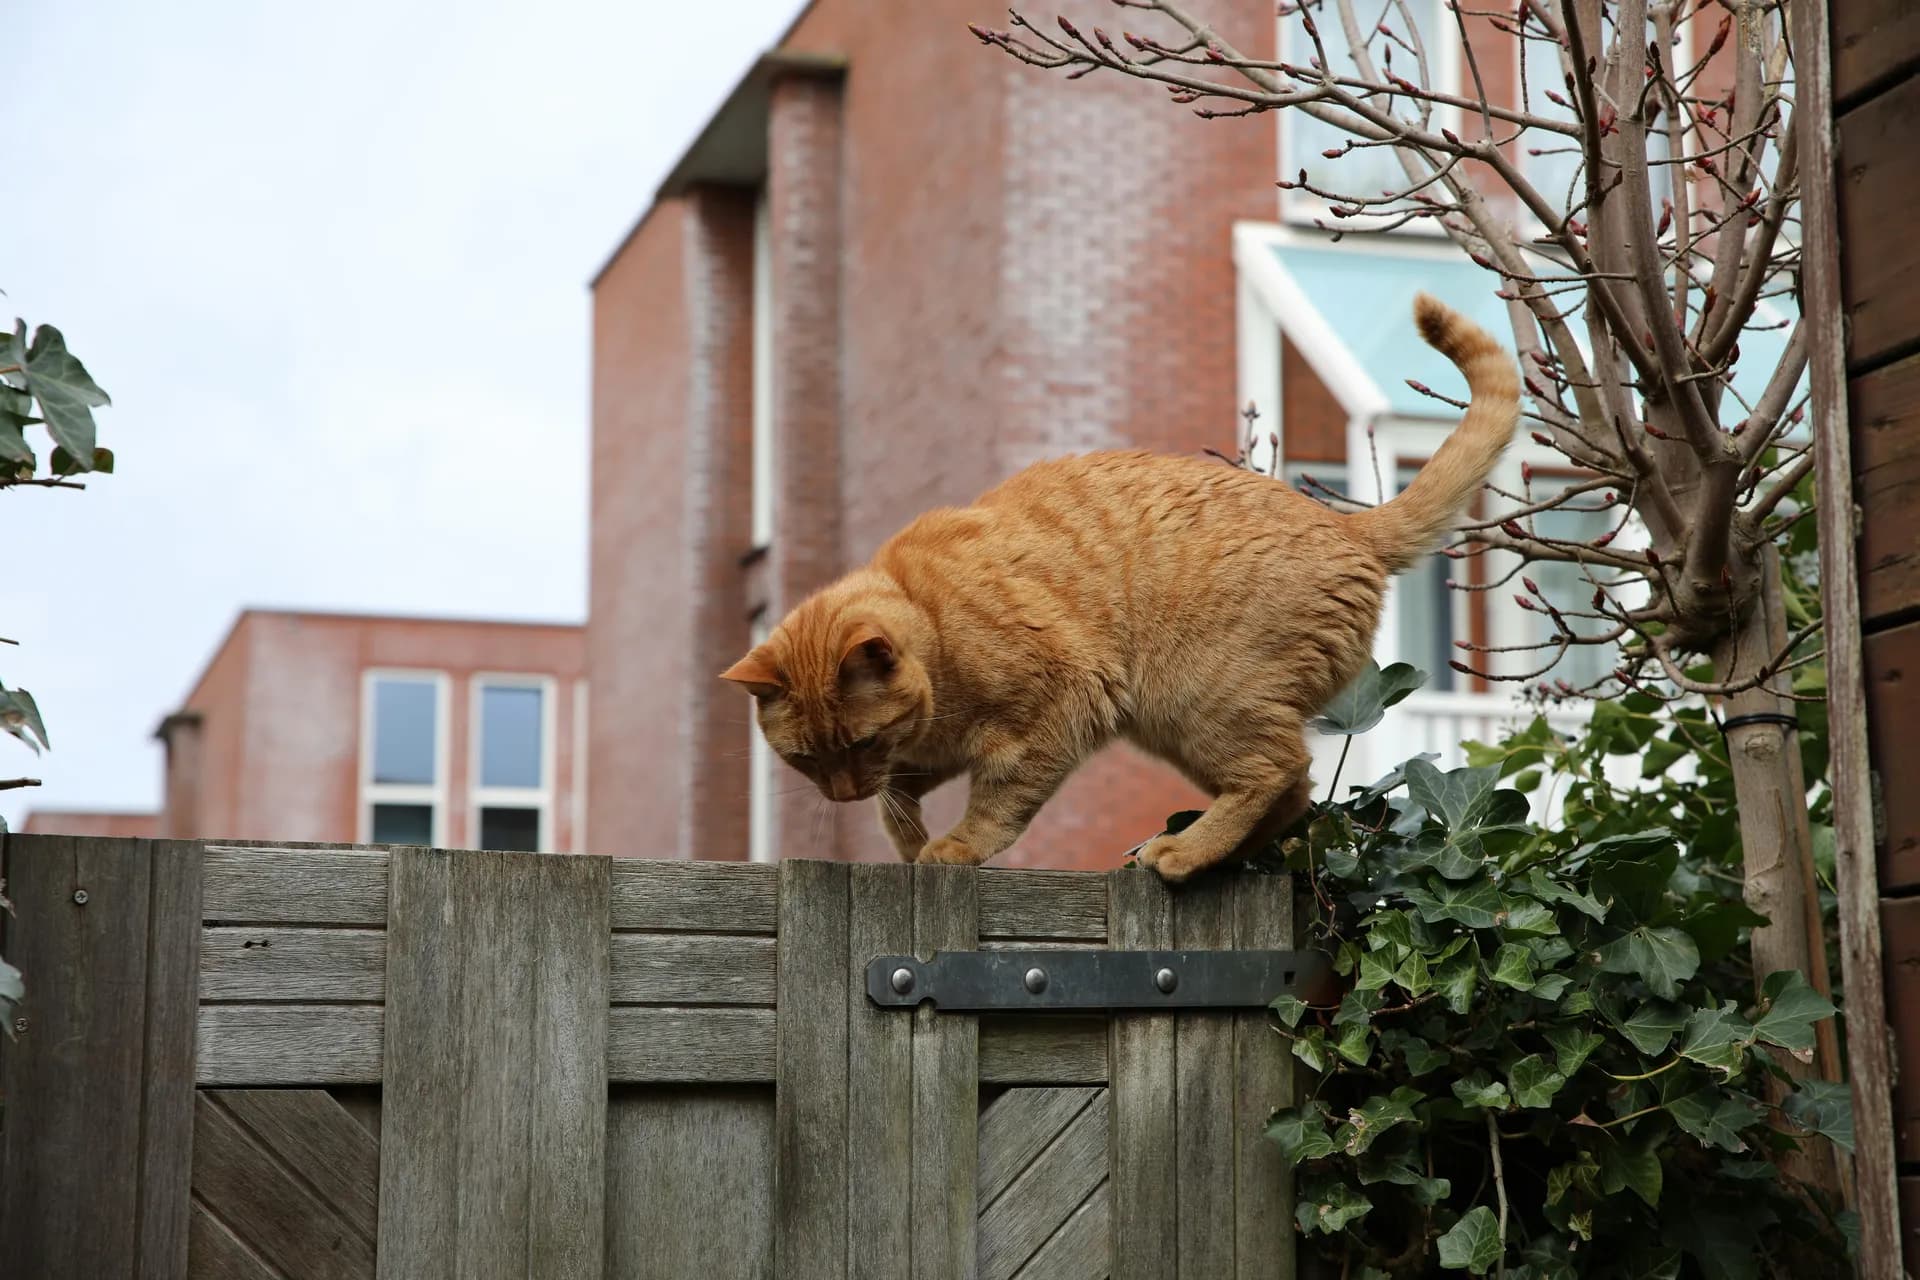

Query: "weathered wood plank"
<box><xmin>0</xmin><ymin>835</ymin><xmax>152</xmax><ymax>1278</ymax></box>
<box><xmin>139</xmin><ymin>839</ymin><xmax>204</xmax><ymax>1280</ymax></box>
<box><xmin>848</xmin><ymin>864</ymin><xmax>913</xmax><ymax>1279</ymax></box>
<box><xmin>1866</xmin><ymin>621</ymin><xmax>1920</xmax><ymax>888</ymax></box>
<box><xmin>978</xmin><ymin>868</ymin><xmax>1107</xmax><ymax>939</ymax></box>
<box><xmin>1234</xmin><ymin>873</ymin><xmax>1296</xmax><ymax>1280</ymax></box>
<box><xmin>1108</xmin><ymin>870</ymin><xmax>1177</xmax><ymax>1280</ymax></box>
<box><xmin>1799</xmin><ymin>0</ymin><xmax>1907</xmax><ymax>1266</ymax></box>
<box><xmin>978</xmin><ymin>1086</ymin><xmax>1101</xmax><ymax>1206</ymax></box>
<box><xmin>607</xmin><ymin>1007</ymin><xmax>776</xmax><ymax>1081</ymax></box>
<box><xmin>208</xmin><ymin>1089</ymin><xmax>380</xmax><ymax>1240</ymax></box>
<box><xmin>609</xmin><ymin>932</ymin><xmax>775</xmax><ymax>1005</ymax></box>
<box><xmin>1175</xmin><ymin>880</ymin><xmax>1236</xmax><ymax>1280</ymax></box>
<box><xmin>1849</xmin><ymin>355</ymin><xmax>1920</xmax><ymax>629</ymax></box>
<box><xmin>978</xmin><ymin>1017</ymin><xmax>1108</xmax><ymax>1084</ymax></box>
<box><xmin>775</xmin><ymin>859</ymin><xmax>850</xmax><ymax>1280</ymax></box>
<box><xmin>1838</xmin><ymin>75</ymin><xmax>1920</xmax><ymax>373</ymax></box>
<box><xmin>200</xmin><ymin>927</ymin><xmax>386</xmax><ymax>1002</ymax></box>
<box><xmin>980</xmin><ymin>1091</ymin><xmax>1110</xmax><ymax>1280</ymax></box>
<box><xmin>606</xmin><ymin>1088</ymin><xmax>774</xmax><ymax>1280</ymax></box>
<box><xmin>1833</xmin><ymin>0</ymin><xmax>1920</xmax><ymax>107</ymax></box>
<box><xmin>377</xmin><ymin>847</ymin><xmax>460</xmax><ymax>1279</ymax></box>
<box><xmin>1880</xmin><ymin>896</ymin><xmax>1920</xmax><ymax>1161</ymax></box>
<box><xmin>1010</xmin><ymin>1180</ymin><xmax>1111</xmax><ymax>1280</ymax></box>
<box><xmin>187</xmin><ymin>1201</ymin><xmax>279</xmax><ymax>1280</ymax></box>
<box><xmin>528</xmin><ymin>854</ymin><xmax>609</xmax><ymax>1280</ymax></box>
<box><xmin>912</xmin><ymin>864</ymin><xmax>980</xmax><ymax>1280</ymax></box>
<box><xmin>197</xmin><ymin>1006</ymin><xmax>384</xmax><ymax>1085</ymax></box>
<box><xmin>610</xmin><ymin>857</ymin><xmax>776</xmax><ymax>933</ymax></box>
<box><xmin>202</xmin><ymin>847</ymin><xmax>389</xmax><ymax>925</ymax></box>
<box><xmin>191</xmin><ymin>1093</ymin><xmax>374</xmax><ymax>1279</ymax></box>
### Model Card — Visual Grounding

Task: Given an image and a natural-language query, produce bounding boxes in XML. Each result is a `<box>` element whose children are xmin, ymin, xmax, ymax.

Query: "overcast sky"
<box><xmin>3</xmin><ymin>0</ymin><xmax>801</xmax><ymax>825</ymax></box>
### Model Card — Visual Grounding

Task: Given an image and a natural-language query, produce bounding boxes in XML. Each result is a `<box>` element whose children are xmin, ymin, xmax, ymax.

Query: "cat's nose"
<box><xmin>829</xmin><ymin>773</ymin><xmax>859</xmax><ymax>802</ymax></box>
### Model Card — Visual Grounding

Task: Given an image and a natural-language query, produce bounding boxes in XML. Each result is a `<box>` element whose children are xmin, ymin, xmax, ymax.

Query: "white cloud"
<box><xmin>1</xmin><ymin>0</ymin><xmax>802</xmax><ymax>823</ymax></box>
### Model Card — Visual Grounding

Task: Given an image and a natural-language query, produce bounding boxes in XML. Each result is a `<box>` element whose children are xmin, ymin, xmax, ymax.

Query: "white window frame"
<box><xmin>1276</xmin><ymin>0</ymin><xmax>1461</xmax><ymax>233</ymax></box>
<box><xmin>359</xmin><ymin>668</ymin><xmax>451</xmax><ymax>847</ymax></box>
<box><xmin>572</xmin><ymin>678</ymin><xmax>589</xmax><ymax>854</ymax></box>
<box><xmin>751</xmin><ymin>189</ymin><xmax>775</xmax><ymax>549</ymax></box>
<box><xmin>747</xmin><ymin>617</ymin><xmax>775</xmax><ymax>864</ymax></box>
<box><xmin>469</xmin><ymin>673</ymin><xmax>558</xmax><ymax>853</ymax></box>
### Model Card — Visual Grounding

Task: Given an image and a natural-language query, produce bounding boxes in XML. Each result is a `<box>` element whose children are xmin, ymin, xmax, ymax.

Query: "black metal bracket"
<box><xmin>865</xmin><ymin>949</ymin><xmax>1337</xmax><ymax>1012</ymax></box>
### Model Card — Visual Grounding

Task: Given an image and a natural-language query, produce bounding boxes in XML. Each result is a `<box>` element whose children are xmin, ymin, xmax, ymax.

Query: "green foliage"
<box><xmin>0</xmin><ymin>311</ymin><xmax>114</xmax><ymax>1024</ymax></box>
<box><xmin>1210</xmin><ymin>660</ymin><xmax>1853</xmax><ymax>1277</ymax></box>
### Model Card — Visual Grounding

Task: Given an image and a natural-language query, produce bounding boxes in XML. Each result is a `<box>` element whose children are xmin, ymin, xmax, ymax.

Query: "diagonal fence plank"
<box><xmin>979</xmin><ymin>1091</ymin><xmax>1111</xmax><ymax>1280</ymax></box>
<box><xmin>208</xmin><ymin>1089</ymin><xmax>380</xmax><ymax>1241</ymax></box>
<box><xmin>978</xmin><ymin>1085</ymin><xmax>1101</xmax><ymax>1207</ymax></box>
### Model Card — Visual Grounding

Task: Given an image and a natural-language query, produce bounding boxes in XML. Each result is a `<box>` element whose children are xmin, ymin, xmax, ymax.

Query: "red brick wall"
<box><xmin>19</xmin><ymin>810</ymin><xmax>161</xmax><ymax>838</ymax></box>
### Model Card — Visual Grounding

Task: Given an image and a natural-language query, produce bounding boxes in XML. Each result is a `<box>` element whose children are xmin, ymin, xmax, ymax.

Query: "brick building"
<box><xmin>25</xmin><ymin>610</ymin><xmax>587</xmax><ymax>852</ymax></box>
<box><xmin>586</xmin><ymin>0</ymin><xmax>1786</xmax><ymax>871</ymax></box>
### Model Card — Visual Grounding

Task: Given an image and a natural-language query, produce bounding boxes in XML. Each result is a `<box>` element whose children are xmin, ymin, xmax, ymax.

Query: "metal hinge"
<box><xmin>865</xmin><ymin>949</ymin><xmax>1337</xmax><ymax>1012</ymax></box>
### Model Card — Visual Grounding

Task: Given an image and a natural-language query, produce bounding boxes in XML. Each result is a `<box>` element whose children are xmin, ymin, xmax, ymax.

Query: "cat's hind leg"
<box><xmin>1138</xmin><ymin>714</ymin><xmax>1312</xmax><ymax>884</ymax></box>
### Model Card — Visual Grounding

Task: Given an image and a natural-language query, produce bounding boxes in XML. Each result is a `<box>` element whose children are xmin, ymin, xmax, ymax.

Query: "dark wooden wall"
<box><xmin>1832</xmin><ymin>0</ymin><xmax>1920</xmax><ymax>1268</ymax></box>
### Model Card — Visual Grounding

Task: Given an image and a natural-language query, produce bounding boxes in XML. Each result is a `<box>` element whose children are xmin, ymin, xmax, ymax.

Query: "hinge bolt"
<box><xmin>1024</xmin><ymin>966</ymin><xmax>1048</xmax><ymax>994</ymax></box>
<box><xmin>71</xmin><ymin>889</ymin><xmax>89</xmax><ymax>906</ymax></box>
<box><xmin>10</xmin><ymin>1017</ymin><xmax>25</xmax><ymax>1035</ymax></box>
<box><xmin>890</xmin><ymin>966</ymin><xmax>916</xmax><ymax>995</ymax></box>
<box><xmin>1155</xmin><ymin>967</ymin><xmax>1179</xmax><ymax>994</ymax></box>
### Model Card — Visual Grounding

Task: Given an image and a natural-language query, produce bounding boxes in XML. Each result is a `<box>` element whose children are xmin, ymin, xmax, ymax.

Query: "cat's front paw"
<box><xmin>918</xmin><ymin>836</ymin><xmax>988</xmax><ymax>867</ymax></box>
<box><xmin>1138</xmin><ymin>835</ymin><xmax>1204</xmax><ymax>883</ymax></box>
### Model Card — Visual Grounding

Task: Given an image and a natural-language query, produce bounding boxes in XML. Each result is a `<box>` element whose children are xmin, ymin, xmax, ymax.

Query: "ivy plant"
<box><xmin>1166</xmin><ymin>660</ymin><xmax>1853</xmax><ymax>1278</ymax></box>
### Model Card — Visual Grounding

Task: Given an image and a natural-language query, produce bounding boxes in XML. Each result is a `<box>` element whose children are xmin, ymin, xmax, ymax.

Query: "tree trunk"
<box><xmin>1712</xmin><ymin>542</ymin><xmax>1843</xmax><ymax>1193</ymax></box>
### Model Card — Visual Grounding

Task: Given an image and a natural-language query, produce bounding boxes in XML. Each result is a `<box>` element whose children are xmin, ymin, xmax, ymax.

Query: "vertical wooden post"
<box><xmin>1108</xmin><ymin>870</ymin><xmax>1176</xmax><ymax>1280</ymax></box>
<box><xmin>1174</xmin><ymin>877</ymin><xmax>1236</xmax><ymax>1277</ymax></box>
<box><xmin>847</xmin><ymin>864</ymin><xmax>912</xmax><ymax>1278</ymax></box>
<box><xmin>775</xmin><ymin>858</ymin><xmax>850</xmax><ymax>1279</ymax></box>
<box><xmin>910</xmin><ymin>865</ymin><xmax>978</xmax><ymax>1280</ymax></box>
<box><xmin>377</xmin><ymin>848</ymin><xmax>607</xmax><ymax>1280</ymax></box>
<box><xmin>1233</xmin><ymin>873</ymin><xmax>1296</xmax><ymax>1280</ymax></box>
<box><xmin>0</xmin><ymin>835</ymin><xmax>201</xmax><ymax>1280</ymax></box>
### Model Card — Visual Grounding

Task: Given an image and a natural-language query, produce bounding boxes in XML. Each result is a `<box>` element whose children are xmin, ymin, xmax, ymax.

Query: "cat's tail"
<box><xmin>1351</xmin><ymin>294</ymin><xmax>1521</xmax><ymax>573</ymax></box>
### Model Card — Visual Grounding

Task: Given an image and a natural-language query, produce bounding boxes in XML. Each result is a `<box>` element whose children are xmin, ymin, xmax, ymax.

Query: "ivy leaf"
<box><xmin>1545</xmin><ymin>1026</ymin><xmax>1606</xmax><ymax>1077</ymax></box>
<box><xmin>1679</xmin><ymin>1005</ymin><xmax>1757</xmax><ymax>1076</ymax></box>
<box><xmin>1334</xmin><ymin>1021</ymin><xmax>1373</xmax><ymax>1066</ymax></box>
<box><xmin>1436</xmin><ymin>953</ymin><xmax>1478</xmax><ymax>1013</ymax></box>
<box><xmin>0</xmin><ymin>686</ymin><xmax>50</xmax><ymax>753</ymax></box>
<box><xmin>1311</xmin><ymin>659</ymin><xmax>1427</xmax><ymax>736</ymax></box>
<box><xmin>1615</xmin><ymin>999</ymin><xmax>1689</xmax><ymax>1055</ymax></box>
<box><xmin>1406</xmin><ymin>758</ymin><xmax>1501</xmax><ymax>833</ymax></box>
<box><xmin>1335</xmin><ymin>987</ymin><xmax>1385</xmax><ymax>1027</ymax></box>
<box><xmin>1490</xmin><ymin>943</ymin><xmax>1537</xmax><ymax>990</ymax></box>
<box><xmin>1296</xmin><ymin>1175</ymin><xmax>1373</xmax><ymax>1235</ymax></box>
<box><xmin>1782</xmin><ymin>1079</ymin><xmax>1854</xmax><ymax>1154</ymax></box>
<box><xmin>1667</xmin><ymin>1090</ymin><xmax>1758</xmax><ymax>1152</ymax></box>
<box><xmin>1500</xmin><ymin>896</ymin><xmax>1560</xmax><ymax>938</ymax></box>
<box><xmin>1269</xmin><ymin>993</ymin><xmax>1308</xmax><ymax>1028</ymax></box>
<box><xmin>1437</xmin><ymin>1205</ymin><xmax>1503</xmax><ymax>1273</ymax></box>
<box><xmin>13</xmin><ymin>322</ymin><xmax>110</xmax><ymax>460</ymax></box>
<box><xmin>1340</xmin><ymin>1087</ymin><xmax>1422</xmax><ymax>1155</ymax></box>
<box><xmin>1680</xmin><ymin>899</ymin><xmax>1772</xmax><ymax>965</ymax></box>
<box><xmin>1266</xmin><ymin>1101</ymin><xmax>1337</xmax><ymax>1162</ymax></box>
<box><xmin>1452</xmin><ymin>1071</ymin><xmax>1510</xmax><ymax>1109</ymax></box>
<box><xmin>1527</xmin><ymin>868</ymin><xmax>1608</xmax><ymax>922</ymax></box>
<box><xmin>1529</xmin><ymin>973</ymin><xmax>1572</xmax><ymax>1000</ymax></box>
<box><xmin>1508</xmin><ymin>1054</ymin><xmax>1568</xmax><ymax>1108</ymax></box>
<box><xmin>1365</xmin><ymin>909</ymin><xmax>1419</xmax><ymax>955</ymax></box>
<box><xmin>1292</xmin><ymin>1027</ymin><xmax>1330</xmax><ymax>1073</ymax></box>
<box><xmin>1381</xmin><ymin>1028</ymin><xmax>1450</xmax><ymax>1075</ymax></box>
<box><xmin>1355</xmin><ymin>948</ymin><xmax>1398</xmax><ymax>992</ymax></box>
<box><xmin>1596</xmin><ymin>1138</ymin><xmax>1663</xmax><ymax>1207</ymax></box>
<box><xmin>1405</xmin><ymin>875</ymin><xmax>1504</xmax><ymax>930</ymax></box>
<box><xmin>1585</xmin><ymin>833</ymin><xmax>1679</xmax><ymax>923</ymax></box>
<box><xmin>1752</xmin><ymin>970</ymin><xmax>1837</xmax><ymax>1054</ymax></box>
<box><xmin>1593</xmin><ymin>926</ymin><xmax>1699</xmax><ymax>999</ymax></box>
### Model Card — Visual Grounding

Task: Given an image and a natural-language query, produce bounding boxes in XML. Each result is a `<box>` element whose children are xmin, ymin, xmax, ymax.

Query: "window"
<box><xmin>751</xmin><ymin>190</ymin><xmax>775</xmax><ymax>549</ymax></box>
<box><xmin>470</xmin><ymin>676</ymin><xmax>554</xmax><ymax>852</ymax></box>
<box><xmin>1518</xmin><ymin>16</ymin><xmax>1682</xmax><ymax>228</ymax></box>
<box><xmin>747</xmin><ymin>616</ymin><xmax>775</xmax><ymax>864</ymax></box>
<box><xmin>1280</xmin><ymin>0</ymin><xmax>1453</xmax><ymax>228</ymax></box>
<box><xmin>361</xmin><ymin>671</ymin><xmax>448</xmax><ymax>846</ymax></box>
<box><xmin>1522</xmin><ymin>480</ymin><xmax>1620</xmax><ymax>691</ymax></box>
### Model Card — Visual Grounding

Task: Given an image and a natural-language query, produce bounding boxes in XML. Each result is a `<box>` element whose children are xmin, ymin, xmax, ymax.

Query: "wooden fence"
<box><xmin>0</xmin><ymin>834</ymin><xmax>1301</xmax><ymax>1278</ymax></box>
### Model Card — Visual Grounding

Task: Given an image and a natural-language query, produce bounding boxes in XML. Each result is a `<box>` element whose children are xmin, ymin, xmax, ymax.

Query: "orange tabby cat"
<box><xmin>722</xmin><ymin>294</ymin><xmax>1519</xmax><ymax>881</ymax></box>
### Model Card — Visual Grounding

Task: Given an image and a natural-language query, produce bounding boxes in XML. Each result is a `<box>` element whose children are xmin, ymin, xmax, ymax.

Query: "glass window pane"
<box><xmin>1285</xmin><ymin>0</ymin><xmax>1443</xmax><ymax>208</ymax></box>
<box><xmin>480</xmin><ymin>806</ymin><xmax>540</xmax><ymax>852</ymax></box>
<box><xmin>480</xmin><ymin>685</ymin><xmax>544</xmax><ymax>789</ymax></box>
<box><xmin>1529</xmin><ymin>490</ymin><xmax>1619</xmax><ymax>690</ymax></box>
<box><xmin>372</xmin><ymin>802</ymin><xmax>434</xmax><ymax>846</ymax></box>
<box><xmin>372</xmin><ymin>679</ymin><xmax>438</xmax><ymax>785</ymax></box>
<box><xmin>1395</xmin><ymin>555</ymin><xmax>1457</xmax><ymax>693</ymax></box>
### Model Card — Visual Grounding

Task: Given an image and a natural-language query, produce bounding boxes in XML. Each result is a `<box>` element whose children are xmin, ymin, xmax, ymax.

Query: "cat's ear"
<box><xmin>839</xmin><ymin>624</ymin><xmax>896</xmax><ymax>683</ymax></box>
<box><xmin>720</xmin><ymin>650</ymin><xmax>785</xmax><ymax>700</ymax></box>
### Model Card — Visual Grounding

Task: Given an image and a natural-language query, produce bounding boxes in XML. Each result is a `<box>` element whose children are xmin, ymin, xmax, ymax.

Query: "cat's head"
<box><xmin>720</xmin><ymin>613</ymin><xmax>933</xmax><ymax>803</ymax></box>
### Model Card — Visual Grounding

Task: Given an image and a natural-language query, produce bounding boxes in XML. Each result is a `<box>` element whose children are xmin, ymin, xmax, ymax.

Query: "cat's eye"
<box><xmin>850</xmin><ymin>734</ymin><xmax>879</xmax><ymax>751</ymax></box>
